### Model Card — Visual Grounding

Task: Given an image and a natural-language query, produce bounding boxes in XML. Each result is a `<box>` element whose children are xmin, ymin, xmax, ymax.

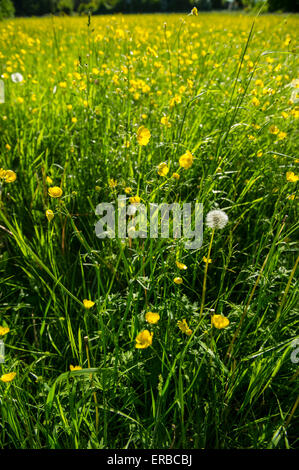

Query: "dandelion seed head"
<box><xmin>206</xmin><ymin>209</ymin><xmax>228</xmax><ymax>230</ymax></box>
<box><xmin>127</xmin><ymin>204</ymin><xmax>138</xmax><ymax>216</ymax></box>
<box><xmin>11</xmin><ymin>73</ymin><xmax>23</xmax><ymax>83</ymax></box>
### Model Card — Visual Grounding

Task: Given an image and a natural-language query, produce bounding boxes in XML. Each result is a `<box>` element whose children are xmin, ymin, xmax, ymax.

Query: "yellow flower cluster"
<box><xmin>177</xmin><ymin>319</ymin><xmax>192</xmax><ymax>336</ymax></box>
<box><xmin>211</xmin><ymin>315</ymin><xmax>230</xmax><ymax>329</ymax></box>
<box><xmin>0</xmin><ymin>168</ymin><xmax>17</xmax><ymax>183</ymax></box>
<box><xmin>0</xmin><ymin>326</ymin><xmax>10</xmax><ymax>336</ymax></box>
<box><xmin>70</xmin><ymin>365</ymin><xmax>82</xmax><ymax>371</ymax></box>
<box><xmin>46</xmin><ymin>209</ymin><xmax>54</xmax><ymax>222</ymax></box>
<box><xmin>145</xmin><ymin>312</ymin><xmax>160</xmax><ymax>324</ymax></box>
<box><xmin>83</xmin><ymin>299</ymin><xmax>95</xmax><ymax>309</ymax></box>
<box><xmin>137</xmin><ymin>126</ymin><xmax>151</xmax><ymax>146</ymax></box>
<box><xmin>179</xmin><ymin>151</ymin><xmax>194</xmax><ymax>169</ymax></box>
<box><xmin>135</xmin><ymin>330</ymin><xmax>153</xmax><ymax>349</ymax></box>
<box><xmin>176</xmin><ymin>261</ymin><xmax>187</xmax><ymax>270</ymax></box>
<box><xmin>286</xmin><ymin>171</ymin><xmax>299</xmax><ymax>183</ymax></box>
<box><xmin>157</xmin><ymin>162</ymin><xmax>169</xmax><ymax>177</ymax></box>
<box><xmin>0</xmin><ymin>372</ymin><xmax>16</xmax><ymax>383</ymax></box>
<box><xmin>48</xmin><ymin>186</ymin><xmax>63</xmax><ymax>198</ymax></box>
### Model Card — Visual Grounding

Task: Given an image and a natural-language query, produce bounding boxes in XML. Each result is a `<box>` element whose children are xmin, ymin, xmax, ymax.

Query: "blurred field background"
<box><xmin>0</xmin><ymin>0</ymin><xmax>298</xmax><ymax>19</ymax></box>
<box><xmin>0</xmin><ymin>3</ymin><xmax>298</xmax><ymax>450</ymax></box>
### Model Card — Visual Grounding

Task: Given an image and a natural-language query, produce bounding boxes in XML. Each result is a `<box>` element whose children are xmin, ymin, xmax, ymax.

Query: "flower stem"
<box><xmin>199</xmin><ymin>228</ymin><xmax>215</xmax><ymax>317</ymax></box>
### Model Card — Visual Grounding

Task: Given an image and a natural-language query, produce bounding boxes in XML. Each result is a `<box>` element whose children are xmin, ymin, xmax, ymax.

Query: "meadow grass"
<box><xmin>0</xmin><ymin>11</ymin><xmax>298</xmax><ymax>449</ymax></box>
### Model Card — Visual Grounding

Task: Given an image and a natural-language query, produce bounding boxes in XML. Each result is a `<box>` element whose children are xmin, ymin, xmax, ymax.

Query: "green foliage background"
<box><xmin>0</xmin><ymin>0</ymin><xmax>15</xmax><ymax>20</ymax></box>
<box><xmin>0</xmin><ymin>0</ymin><xmax>297</xmax><ymax>19</ymax></box>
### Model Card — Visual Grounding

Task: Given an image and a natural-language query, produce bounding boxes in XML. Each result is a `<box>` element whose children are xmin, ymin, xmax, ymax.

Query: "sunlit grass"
<box><xmin>0</xmin><ymin>11</ymin><xmax>298</xmax><ymax>449</ymax></box>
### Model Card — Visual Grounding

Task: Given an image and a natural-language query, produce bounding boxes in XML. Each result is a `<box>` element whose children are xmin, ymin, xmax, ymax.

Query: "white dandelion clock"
<box><xmin>206</xmin><ymin>209</ymin><xmax>228</xmax><ymax>230</ymax></box>
<box><xmin>11</xmin><ymin>73</ymin><xmax>23</xmax><ymax>83</ymax></box>
<box><xmin>127</xmin><ymin>204</ymin><xmax>138</xmax><ymax>216</ymax></box>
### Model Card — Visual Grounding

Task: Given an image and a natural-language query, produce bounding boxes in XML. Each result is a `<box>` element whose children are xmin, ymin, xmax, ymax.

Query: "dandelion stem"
<box><xmin>199</xmin><ymin>229</ymin><xmax>215</xmax><ymax>317</ymax></box>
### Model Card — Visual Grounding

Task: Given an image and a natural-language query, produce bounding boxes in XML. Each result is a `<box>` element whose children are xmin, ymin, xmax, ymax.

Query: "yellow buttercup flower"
<box><xmin>135</xmin><ymin>330</ymin><xmax>153</xmax><ymax>349</ymax></box>
<box><xmin>83</xmin><ymin>299</ymin><xmax>95</xmax><ymax>309</ymax></box>
<box><xmin>124</xmin><ymin>187</ymin><xmax>132</xmax><ymax>194</ymax></box>
<box><xmin>160</xmin><ymin>116</ymin><xmax>171</xmax><ymax>127</ymax></box>
<box><xmin>176</xmin><ymin>261</ymin><xmax>187</xmax><ymax>270</ymax></box>
<box><xmin>211</xmin><ymin>314</ymin><xmax>230</xmax><ymax>329</ymax></box>
<box><xmin>170</xmin><ymin>95</ymin><xmax>182</xmax><ymax>107</ymax></box>
<box><xmin>145</xmin><ymin>312</ymin><xmax>160</xmax><ymax>324</ymax></box>
<box><xmin>203</xmin><ymin>256</ymin><xmax>212</xmax><ymax>264</ymax></box>
<box><xmin>157</xmin><ymin>162</ymin><xmax>169</xmax><ymax>177</ymax></box>
<box><xmin>129</xmin><ymin>196</ymin><xmax>141</xmax><ymax>204</ymax></box>
<box><xmin>70</xmin><ymin>365</ymin><xmax>82</xmax><ymax>371</ymax></box>
<box><xmin>278</xmin><ymin>131</ymin><xmax>287</xmax><ymax>140</ymax></box>
<box><xmin>177</xmin><ymin>319</ymin><xmax>192</xmax><ymax>336</ymax></box>
<box><xmin>179</xmin><ymin>150</ymin><xmax>193</xmax><ymax>169</ymax></box>
<box><xmin>286</xmin><ymin>171</ymin><xmax>299</xmax><ymax>182</ymax></box>
<box><xmin>4</xmin><ymin>170</ymin><xmax>17</xmax><ymax>183</ymax></box>
<box><xmin>137</xmin><ymin>126</ymin><xmax>151</xmax><ymax>146</ymax></box>
<box><xmin>269</xmin><ymin>125</ymin><xmax>279</xmax><ymax>135</ymax></box>
<box><xmin>0</xmin><ymin>372</ymin><xmax>16</xmax><ymax>383</ymax></box>
<box><xmin>191</xmin><ymin>7</ymin><xmax>198</xmax><ymax>16</ymax></box>
<box><xmin>108</xmin><ymin>178</ymin><xmax>118</xmax><ymax>189</ymax></box>
<box><xmin>46</xmin><ymin>176</ymin><xmax>53</xmax><ymax>185</ymax></box>
<box><xmin>174</xmin><ymin>277</ymin><xmax>183</xmax><ymax>284</ymax></box>
<box><xmin>172</xmin><ymin>172</ymin><xmax>180</xmax><ymax>180</ymax></box>
<box><xmin>255</xmin><ymin>79</ymin><xmax>264</xmax><ymax>87</ymax></box>
<box><xmin>0</xmin><ymin>326</ymin><xmax>9</xmax><ymax>336</ymax></box>
<box><xmin>48</xmin><ymin>186</ymin><xmax>63</xmax><ymax>198</ymax></box>
<box><xmin>45</xmin><ymin>209</ymin><xmax>54</xmax><ymax>222</ymax></box>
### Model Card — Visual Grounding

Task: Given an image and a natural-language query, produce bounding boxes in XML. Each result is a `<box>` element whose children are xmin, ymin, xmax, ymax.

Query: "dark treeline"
<box><xmin>0</xmin><ymin>0</ymin><xmax>298</xmax><ymax>20</ymax></box>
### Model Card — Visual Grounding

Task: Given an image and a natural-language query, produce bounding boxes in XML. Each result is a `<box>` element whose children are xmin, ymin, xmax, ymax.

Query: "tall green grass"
<box><xmin>0</xmin><ymin>12</ymin><xmax>298</xmax><ymax>449</ymax></box>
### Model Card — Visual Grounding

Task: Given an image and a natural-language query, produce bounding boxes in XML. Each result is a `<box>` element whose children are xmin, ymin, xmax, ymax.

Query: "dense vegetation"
<box><xmin>0</xmin><ymin>11</ymin><xmax>298</xmax><ymax>449</ymax></box>
<box><xmin>0</xmin><ymin>0</ymin><xmax>298</xmax><ymax>20</ymax></box>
